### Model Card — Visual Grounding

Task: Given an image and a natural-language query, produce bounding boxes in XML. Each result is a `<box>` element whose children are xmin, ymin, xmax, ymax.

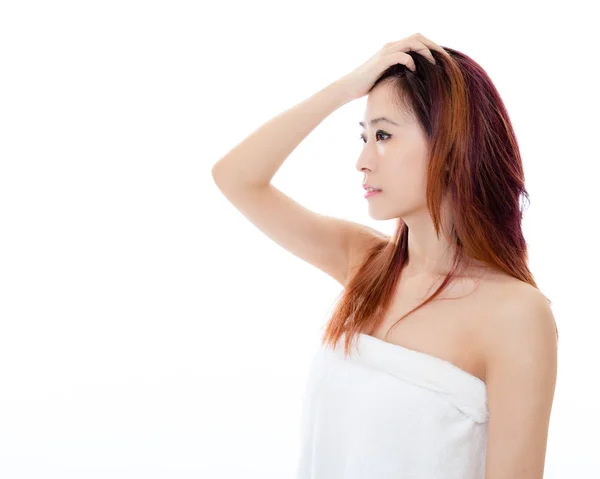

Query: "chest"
<box><xmin>363</xmin><ymin>276</ymin><xmax>494</xmax><ymax>383</ymax></box>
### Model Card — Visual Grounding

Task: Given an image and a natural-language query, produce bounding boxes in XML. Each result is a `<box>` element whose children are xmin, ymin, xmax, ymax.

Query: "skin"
<box><xmin>356</xmin><ymin>78</ymin><xmax>557</xmax><ymax>479</ymax></box>
<box><xmin>214</xmin><ymin>38</ymin><xmax>557</xmax><ymax>476</ymax></box>
<box><xmin>356</xmin><ymin>79</ymin><xmax>488</xmax><ymax>280</ymax></box>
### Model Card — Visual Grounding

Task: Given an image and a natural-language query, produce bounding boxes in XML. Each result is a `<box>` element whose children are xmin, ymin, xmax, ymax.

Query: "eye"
<box><xmin>360</xmin><ymin>130</ymin><xmax>391</xmax><ymax>143</ymax></box>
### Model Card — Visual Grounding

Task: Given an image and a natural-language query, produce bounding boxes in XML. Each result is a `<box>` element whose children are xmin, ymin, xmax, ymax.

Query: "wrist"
<box><xmin>321</xmin><ymin>80</ymin><xmax>354</xmax><ymax>109</ymax></box>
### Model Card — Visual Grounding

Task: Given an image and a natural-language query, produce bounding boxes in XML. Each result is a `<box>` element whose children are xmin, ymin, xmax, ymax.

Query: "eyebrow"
<box><xmin>359</xmin><ymin>117</ymin><xmax>400</xmax><ymax>128</ymax></box>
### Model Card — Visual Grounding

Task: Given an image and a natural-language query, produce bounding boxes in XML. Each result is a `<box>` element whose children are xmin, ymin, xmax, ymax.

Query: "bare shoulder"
<box><xmin>477</xmin><ymin>274</ymin><xmax>555</xmax><ymax>333</ymax></box>
<box><xmin>477</xmin><ymin>274</ymin><xmax>558</xmax><ymax>380</ymax></box>
<box><xmin>481</xmin><ymin>275</ymin><xmax>554</xmax><ymax>322</ymax></box>
<box><xmin>477</xmin><ymin>273</ymin><xmax>548</xmax><ymax>301</ymax></box>
<box><xmin>477</xmin><ymin>276</ymin><xmax>558</xmax><ymax>476</ymax></box>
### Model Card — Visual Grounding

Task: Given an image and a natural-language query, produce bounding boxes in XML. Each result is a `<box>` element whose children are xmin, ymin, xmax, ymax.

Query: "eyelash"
<box><xmin>360</xmin><ymin>130</ymin><xmax>391</xmax><ymax>143</ymax></box>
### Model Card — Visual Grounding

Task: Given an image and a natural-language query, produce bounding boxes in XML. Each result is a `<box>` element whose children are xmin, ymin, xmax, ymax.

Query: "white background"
<box><xmin>1</xmin><ymin>0</ymin><xmax>598</xmax><ymax>477</ymax></box>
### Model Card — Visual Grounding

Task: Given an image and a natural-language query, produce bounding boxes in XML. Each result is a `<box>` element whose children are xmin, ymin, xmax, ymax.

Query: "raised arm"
<box><xmin>211</xmin><ymin>81</ymin><xmax>386</xmax><ymax>286</ymax></box>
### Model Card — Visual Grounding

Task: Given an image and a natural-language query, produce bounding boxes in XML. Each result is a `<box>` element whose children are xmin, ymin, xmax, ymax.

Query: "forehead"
<box><xmin>362</xmin><ymin>83</ymin><xmax>414</xmax><ymax>126</ymax></box>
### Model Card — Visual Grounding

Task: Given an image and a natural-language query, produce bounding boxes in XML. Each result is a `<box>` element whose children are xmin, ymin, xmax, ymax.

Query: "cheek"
<box><xmin>387</xmin><ymin>157</ymin><xmax>428</xmax><ymax>198</ymax></box>
<box><xmin>389</xmin><ymin>153</ymin><xmax>426</xmax><ymax>181</ymax></box>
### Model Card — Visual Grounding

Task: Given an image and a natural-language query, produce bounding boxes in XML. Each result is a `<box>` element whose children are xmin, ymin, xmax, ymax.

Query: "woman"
<box><xmin>212</xmin><ymin>33</ymin><xmax>558</xmax><ymax>479</ymax></box>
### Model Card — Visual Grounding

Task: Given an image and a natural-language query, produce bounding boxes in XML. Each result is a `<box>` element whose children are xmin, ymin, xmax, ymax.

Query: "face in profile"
<box><xmin>356</xmin><ymin>81</ymin><xmax>431</xmax><ymax>221</ymax></box>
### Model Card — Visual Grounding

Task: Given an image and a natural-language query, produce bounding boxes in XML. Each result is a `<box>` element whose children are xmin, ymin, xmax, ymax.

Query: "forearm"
<box><xmin>211</xmin><ymin>81</ymin><xmax>351</xmax><ymax>189</ymax></box>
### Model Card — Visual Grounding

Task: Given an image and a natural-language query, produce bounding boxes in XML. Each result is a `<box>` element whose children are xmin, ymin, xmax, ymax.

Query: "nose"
<box><xmin>355</xmin><ymin>152</ymin><xmax>376</xmax><ymax>174</ymax></box>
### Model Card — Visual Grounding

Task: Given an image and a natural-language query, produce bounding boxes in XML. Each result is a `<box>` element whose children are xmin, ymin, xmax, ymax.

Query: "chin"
<box><xmin>368</xmin><ymin>202</ymin><xmax>417</xmax><ymax>221</ymax></box>
<box><xmin>368</xmin><ymin>208</ymin><xmax>399</xmax><ymax>221</ymax></box>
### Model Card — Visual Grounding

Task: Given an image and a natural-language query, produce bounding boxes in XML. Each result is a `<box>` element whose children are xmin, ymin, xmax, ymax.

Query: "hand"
<box><xmin>335</xmin><ymin>33</ymin><xmax>448</xmax><ymax>102</ymax></box>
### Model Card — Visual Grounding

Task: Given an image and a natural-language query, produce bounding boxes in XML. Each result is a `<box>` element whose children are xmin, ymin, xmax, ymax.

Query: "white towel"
<box><xmin>296</xmin><ymin>332</ymin><xmax>489</xmax><ymax>479</ymax></box>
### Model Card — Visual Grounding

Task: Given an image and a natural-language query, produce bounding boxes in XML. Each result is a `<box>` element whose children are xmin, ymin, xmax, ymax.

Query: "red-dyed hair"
<box><xmin>321</xmin><ymin>46</ymin><xmax>559</xmax><ymax>357</ymax></box>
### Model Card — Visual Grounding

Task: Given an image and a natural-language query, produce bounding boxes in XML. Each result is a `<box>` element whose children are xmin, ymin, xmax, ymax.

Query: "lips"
<box><xmin>364</xmin><ymin>189</ymin><xmax>381</xmax><ymax>198</ymax></box>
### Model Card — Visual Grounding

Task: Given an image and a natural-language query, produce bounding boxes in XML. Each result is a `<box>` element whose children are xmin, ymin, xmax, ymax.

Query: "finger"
<box><xmin>386</xmin><ymin>51</ymin><xmax>416</xmax><ymax>72</ymax></box>
<box><xmin>408</xmin><ymin>40</ymin><xmax>437</xmax><ymax>65</ymax></box>
<box><xmin>384</xmin><ymin>38</ymin><xmax>436</xmax><ymax>65</ymax></box>
<box><xmin>412</xmin><ymin>33</ymin><xmax>451</xmax><ymax>60</ymax></box>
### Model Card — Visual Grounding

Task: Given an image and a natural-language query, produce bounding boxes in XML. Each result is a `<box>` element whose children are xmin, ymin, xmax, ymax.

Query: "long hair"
<box><xmin>321</xmin><ymin>46</ymin><xmax>559</xmax><ymax>357</ymax></box>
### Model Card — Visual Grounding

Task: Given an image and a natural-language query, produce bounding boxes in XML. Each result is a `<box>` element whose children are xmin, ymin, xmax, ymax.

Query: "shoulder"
<box><xmin>484</xmin><ymin>279</ymin><xmax>556</xmax><ymax>339</ymax></box>
<box><xmin>479</xmin><ymin>278</ymin><xmax>558</xmax><ymax>383</ymax></box>
<box><xmin>477</xmin><ymin>279</ymin><xmax>558</xmax><ymax>475</ymax></box>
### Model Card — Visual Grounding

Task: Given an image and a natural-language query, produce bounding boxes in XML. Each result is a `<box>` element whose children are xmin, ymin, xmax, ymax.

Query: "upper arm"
<box><xmin>213</xmin><ymin>179</ymin><xmax>387</xmax><ymax>286</ymax></box>
<box><xmin>482</xmin><ymin>287</ymin><xmax>558</xmax><ymax>479</ymax></box>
